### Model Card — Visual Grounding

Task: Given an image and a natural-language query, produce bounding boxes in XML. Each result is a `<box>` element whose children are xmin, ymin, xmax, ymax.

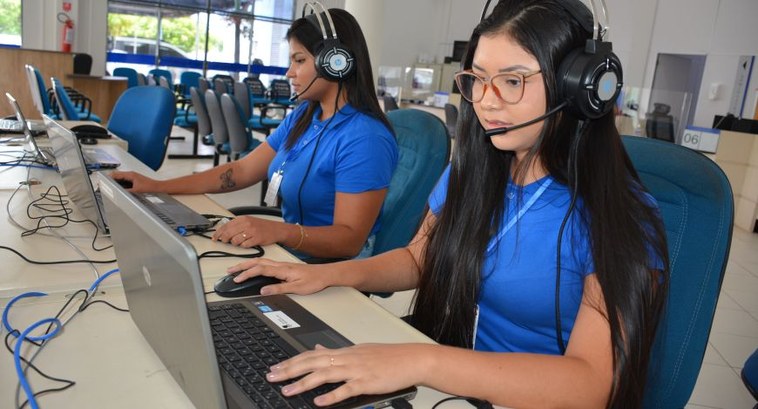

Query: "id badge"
<box><xmin>264</xmin><ymin>171</ymin><xmax>283</xmax><ymax>206</ymax></box>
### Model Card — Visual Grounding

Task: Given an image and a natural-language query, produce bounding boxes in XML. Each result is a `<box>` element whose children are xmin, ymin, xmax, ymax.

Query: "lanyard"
<box><xmin>485</xmin><ymin>177</ymin><xmax>553</xmax><ymax>253</ymax></box>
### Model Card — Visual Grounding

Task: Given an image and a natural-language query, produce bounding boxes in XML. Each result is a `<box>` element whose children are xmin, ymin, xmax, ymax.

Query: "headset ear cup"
<box><xmin>315</xmin><ymin>39</ymin><xmax>355</xmax><ymax>81</ymax></box>
<box><xmin>558</xmin><ymin>40</ymin><xmax>623</xmax><ymax>120</ymax></box>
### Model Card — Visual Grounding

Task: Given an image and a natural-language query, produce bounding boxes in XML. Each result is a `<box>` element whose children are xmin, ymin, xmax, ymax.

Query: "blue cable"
<box><xmin>88</xmin><ymin>268</ymin><xmax>120</xmax><ymax>293</ymax></box>
<box><xmin>14</xmin><ymin>317</ymin><xmax>62</xmax><ymax>409</ymax></box>
<box><xmin>2</xmin><ymin>292</ymin><xmax>48</xmax><ymax>336</ymax></box>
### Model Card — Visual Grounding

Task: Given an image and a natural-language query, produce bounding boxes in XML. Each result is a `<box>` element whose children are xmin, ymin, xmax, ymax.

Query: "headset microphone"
<box><xmin>289</xmin><ymin>75</ymin><xmax>319</xmax><ymax>102</ymax></box>
<box><xmin>483</xmin><ymin>102</ymin><xmax>568</xmax><ymax>137</ymax></box>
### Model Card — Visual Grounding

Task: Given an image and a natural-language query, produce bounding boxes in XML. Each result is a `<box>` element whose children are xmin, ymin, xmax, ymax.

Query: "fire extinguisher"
<box><xmin>58</xmin><ymin>12</ymin><xmax>74</xmax><ymax>52</ymax></box>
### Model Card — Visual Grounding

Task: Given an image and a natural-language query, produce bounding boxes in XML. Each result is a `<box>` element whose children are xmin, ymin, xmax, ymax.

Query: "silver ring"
<box><xmin>241</xmin><ymin>233</ymin><xmax>248</xmax><ymax>239</ymax></box>
<box><xmin>329</xmin><ymin>356</ymin><xmax>335</xmax><ymax>366</ymax></box>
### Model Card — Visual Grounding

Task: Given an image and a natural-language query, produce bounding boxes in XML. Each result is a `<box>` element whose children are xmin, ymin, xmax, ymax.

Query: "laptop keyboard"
<box><xmin>209</xmin><ymin>303</ymin><xmax>346</xmax><ymax>409</ymax></box>
<box><xmin>0</xmin><ymin>119</ymin><xmax>24</xmax><ymax>132</ymax></box>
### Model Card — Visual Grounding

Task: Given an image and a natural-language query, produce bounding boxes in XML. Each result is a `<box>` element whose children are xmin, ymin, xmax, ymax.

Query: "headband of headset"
<box><xmin>301</xmin><ymin>2</ymin><xmax>355</xmax><ymax>81</ymax></box>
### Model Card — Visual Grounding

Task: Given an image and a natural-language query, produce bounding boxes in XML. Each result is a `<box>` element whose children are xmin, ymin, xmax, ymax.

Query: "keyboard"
<box><xmin>209</xmin><ymin>303</ymin><xmax>345</xmax><ymax>409</ymax></box>
<box><xmin>0</xmin><ymin>119</ymin><xmax>24</xmax><ymax>133</ymax></box>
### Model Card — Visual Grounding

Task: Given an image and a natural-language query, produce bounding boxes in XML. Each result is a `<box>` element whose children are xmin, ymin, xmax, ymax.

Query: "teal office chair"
<box><xmin>112</xmin><ymin>67</ymin><xmax>139</xmax><ymax>88</ymax></box>
<box><xmin>620</xmin><ymin>136</ymin><xmax>734</xmax><ymax>408</ymax></box>
<box><xmin>372</xmin><ymin>108</ymin><xmax>451</xmax><ymax>256</ymax></box>
<box><xmin>742</xmin><ymin>348</ymin><xmax>758</xmax><ymax>408</ymax></box>
<box><xmin>48</xmin><ymin>76</ymin><xmax>102</xmax><ymax>123</ymax></box>
<box><xmin>107</xmin><ymin>86</ymin><xmax>176</xmax><ymax>171</ymax></box>
<box><xmin>179</xmin><ymin>71</ymin><xmax>202</xmax><ymax>99</ymax></box>
<box><xmin>148</xmin><ymin>68</ymin><xmax>173</xmax><ymax>88</ymax></box>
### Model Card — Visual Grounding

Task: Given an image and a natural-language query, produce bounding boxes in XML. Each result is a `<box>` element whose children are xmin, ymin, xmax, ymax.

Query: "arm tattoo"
<box><xmin>220</xmin><ymin>169</ymin><xmax>236</xmax><ymax>190</ymax></box>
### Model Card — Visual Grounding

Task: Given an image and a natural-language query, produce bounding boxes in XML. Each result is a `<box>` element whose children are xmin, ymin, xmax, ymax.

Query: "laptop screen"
<box><xmin>5</xmin><ymin>92</ymin><xmax>52</xmax><ymax>163</ymax></box>
<box><xmin>44</xmin><ymin>115</ymin><xmax>109</xmax><ymax>233</ymax></box>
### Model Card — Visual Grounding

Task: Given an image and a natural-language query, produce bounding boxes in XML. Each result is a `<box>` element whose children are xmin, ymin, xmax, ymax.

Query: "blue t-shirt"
<box><xmin>429</xmin><ymin>166</ymin><xmax>594</xmax><ymax>354</ymax></box>
<box><xmin>267</xmin><ymin>102</ymin><xmax>398</xmax><ymax>237</ymax></box>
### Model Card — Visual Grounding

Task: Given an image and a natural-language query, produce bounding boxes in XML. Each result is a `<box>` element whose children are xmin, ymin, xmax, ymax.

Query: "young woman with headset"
<box><xmin>225</xmin><ymin>0</ymin><xmax>669</xmax><ymax>407</ymax></box>
<box><xmin>112</xmin><ymin>5</ymin><xmax>398</xmax><ymax>261</ymax></box>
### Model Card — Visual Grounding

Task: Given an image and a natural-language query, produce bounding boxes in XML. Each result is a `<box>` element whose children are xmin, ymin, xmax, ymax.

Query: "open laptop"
<box><xmin>97</xmin><ymin>173</ymin><xmax>417</xmax><ymax>409</ymax></box>
<box><xmin>43</xmin><ymin>115</ymin><xmax>121</xmax><ymax>169</ymax></box>
<box><xmin>46</xmin><ymin>119</ymin><xmax>211</xmax><ymax>234</ymax></box>
<box><xmin>5</xmin><ymin>93</ymin><xmax>55</xmax><ymax>166</ymax></box>
<box><xmin>0</xmin><ymin>95</ymin><xmax>46</xmax><ymax>135</ymax></box>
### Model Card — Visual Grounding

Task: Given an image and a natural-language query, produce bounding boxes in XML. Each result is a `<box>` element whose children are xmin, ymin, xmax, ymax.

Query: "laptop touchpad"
<box><xmin>295</xmin><ymin>331</ymin><xmax>351</xmax><ymax>350</ymax></box>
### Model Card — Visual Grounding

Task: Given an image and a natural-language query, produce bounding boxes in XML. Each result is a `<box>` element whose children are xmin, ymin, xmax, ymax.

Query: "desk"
<box><xmin>0</xmin><ymin>145</ymin><xmax>467</xmax><ymax>408</ymax></box>
<box><xmin>68</xmin><ymin>75</ymin><xmax>129</xmax><ymax>124</ymax></box>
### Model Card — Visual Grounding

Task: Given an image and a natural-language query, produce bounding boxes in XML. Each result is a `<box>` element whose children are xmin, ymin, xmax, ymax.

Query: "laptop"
<box><xmin>97</xmin><ymin>173</ymin><xmax>417</xmax><ymax>409</ymax></box>
<box><xmin>46</xmin><ymin>120</ymin><xmax>211</xmax><ymax>234</ymax></box>
<box><xmin>5</xmin><ymin>93</ymin><xmax>55</xmax><ymax>166</ymax></box>
<box><xmin>43</xmin><ymin>115</ymin><xmax>121</xmax><ymax>169</ymax></box>
<box><xmin>0</xmin><ymin>94</ymin><xmax>46</xmax><ymax>135</ymax></box>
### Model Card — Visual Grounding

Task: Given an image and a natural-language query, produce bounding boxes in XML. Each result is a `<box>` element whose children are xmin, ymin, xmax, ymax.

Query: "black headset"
<box><xmin>480</xmin><ymin>0</ymin><xmax>622</xmax><ymax>120</ymax></box>
<box><xmin>302</xmin><ymin>2</ymin><xmax>356</xmax><ymax>81</ymax></box>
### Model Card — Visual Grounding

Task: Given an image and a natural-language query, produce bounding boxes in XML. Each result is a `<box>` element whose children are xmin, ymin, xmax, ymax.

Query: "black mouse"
<box><xmin>115</xmin><ymin>178</ymin><xmax>133</xmax><ymax>189</ymax></box>
<box><xmin>79</xmin><ymin>137</ymin><xmax>98</xmax><ymax>145</ymax></box>
<box><xmin>213</xmin><ymin>273</ymin><xmax>282</xmax><ymax>298</ymax></box>
<box><xmin>72</xmin><ymin>124</ymin><xmax>110</xmax><ymax>139</ymax></box>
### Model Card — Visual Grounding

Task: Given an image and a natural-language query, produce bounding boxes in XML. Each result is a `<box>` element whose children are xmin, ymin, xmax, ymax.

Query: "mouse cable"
<box><xmin>431</xmin><ymin>396</ymin><xmax>493</xmax><ymax>409</ymax></box>
<box><xmin>0</xmin><ymin>246</ymin><xmax>116</xmax><ymax>265</ymax></box>
<box><xmin>390</xmin><ymin>397</ymin><xmax>414</xmax><ymax>409</ymax></box>
<box><xmin>185</xmin><ymin>229</ymin><xmax>266</xmax><ymax>259</ymax></box>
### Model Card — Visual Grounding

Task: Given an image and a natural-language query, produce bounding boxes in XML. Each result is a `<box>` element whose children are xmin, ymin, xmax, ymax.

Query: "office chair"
<box><xmin>204</xmin><ymin>89</ymin><xmax>231</xmax><ymax>166</ymax></box>
<box><xmin>383</xmin><ymin>95</ymin><xmax>399</xmax><ymax>113</ymax></box>
<box><xmin>136</xmin><ymin>73</ymin><xmax>147</xmax><ymax>86</ymax></box>
<box><xmin>148</xmin><ymin>68</ymin><xmax>173</xmax><ymax>88</ymax></box>
<box><xmin>645</xmin><ymin>102</ymin><xmax>676</xmax><ymax>143</ymax></box>
<box><xmin>72</xmin><ymin>53</ymin><xmax>93</xmax><ymax>75</ymax></box>
<box><xmin>373</xmin><ymin>108</ymin><xmax>450</xmax><ymax>256</ymax></box>
<box><xmin>107</xmin><ymin>86</ymin><xmax>175</xmax><ymax>171</ymax></box>
<box><xmin>112</xmin><ymin>67</ymin><xmax>139</xmax><ymax>88</ymax></box>
<box><xmin>179</xmin><ymin>71</ymin><xmax>202</xmax><ymax>99</ymax></box>
<box><xmin>743</xmin><ymin>348</ymin><xmax>758</xmax><ymax>408</ymax></box>
<box><xmin>233</xmin><ymin>81</ymin><xmax>251</xmax><ymax>119</ymax></box>
<box><xmin>269</xmin><ymin>79</ymin><xmax>294</xmax><ymax>106</ymax></box>
<box><xmin>244</xmin><ymin>76</ymin><xmax>272</xmax><ymax>107</ymax></box>
<box><xmin>220</xmin><ymin>93</ymin><xmax>262</xmax><ymax>160</ymax></box>
<box><xmin>47</xmin><ymin>76</ymin><xmax>101</xmax><ymax>123</ymax></box>
<box><xmin>619</xmin><ymin>136</ymin><xmax>734</xmax><ymax>408</ymax></box>
<box><xmin>444</xmin><ymin>103</ymin><xmax>459</xmax><ymax>139</ymax></box>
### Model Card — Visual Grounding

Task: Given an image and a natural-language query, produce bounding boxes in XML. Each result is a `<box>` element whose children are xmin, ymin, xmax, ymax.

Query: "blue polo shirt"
<box><xmin>267</xmin><ymin>102</ymin><xmax>397</xmax><ymax>237</ymax></box>
<box><xmin>429</xmin><ymin>166</ymin><xmax>594</xmax><ymax>354</ymax></box>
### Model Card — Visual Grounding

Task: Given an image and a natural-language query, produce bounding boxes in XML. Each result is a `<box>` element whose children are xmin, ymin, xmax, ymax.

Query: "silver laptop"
<box><xmin>43</xmin><ymin>115</ymin><xmax>121</xmax><ymax>169</ymax></box>
<box><xmin>0</xmin><ymin>94</ymin><xmax>46</xmax><ymax>135</ymax></box>
<box><xmin>98</xmin><ymin>173</ymin><xmax>417</xmax><ymax>409</ymax></box>
<box><xmin>5</xmin><ymin>93</ymin><xmax>55</xmax><ymax>166</ymax></box>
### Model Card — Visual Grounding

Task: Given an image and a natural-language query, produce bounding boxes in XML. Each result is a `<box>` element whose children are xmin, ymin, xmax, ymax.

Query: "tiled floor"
<box><xmin>162</xmin><ymin>127</ymin><xmax>758</xmax><ymax>408</ymax></box>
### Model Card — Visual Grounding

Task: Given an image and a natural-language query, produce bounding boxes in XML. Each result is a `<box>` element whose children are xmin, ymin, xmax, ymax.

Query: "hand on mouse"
<box><xmin>226</xmin><ymin>258</ymin><xmax>331</xmax><ymax>296</ymax></box>
<box><xmin>109</xmin><ymin>171</ymin><xmax>159</xmax><ymax>192</ymax></box>
<box><xmin>211</xmin><ymin>215</ymin><xmax>285</xmax><ymax>248</ymax></box>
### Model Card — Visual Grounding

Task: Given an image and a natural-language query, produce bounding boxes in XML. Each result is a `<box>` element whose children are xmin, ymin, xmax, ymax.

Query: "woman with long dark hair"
<box><xmin>113</xmin><ymin>8</ymin><xmax>397</xmax><ymax>261</ymax></box>
<box><xmin>227</xmin><ymin>0</ymin><xmax>669</xmax><ymax>407</ymax></box>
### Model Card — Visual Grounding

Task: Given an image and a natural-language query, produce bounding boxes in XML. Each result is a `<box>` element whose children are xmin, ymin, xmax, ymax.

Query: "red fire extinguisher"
<box><xmin>58</xmin><ymin>12</ymin><xmax>74</xmax><ymax>52</ymax></box>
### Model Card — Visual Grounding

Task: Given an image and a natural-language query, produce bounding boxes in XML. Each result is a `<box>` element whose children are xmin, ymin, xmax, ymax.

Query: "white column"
<box><xmin>343</xmin><ymin>0</ymin><xmax>384</xmax><ymax>87</ymax></box>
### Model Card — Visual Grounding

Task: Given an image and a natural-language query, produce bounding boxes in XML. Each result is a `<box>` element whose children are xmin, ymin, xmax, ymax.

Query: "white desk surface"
<box><xmin>0</xmin><ymin>143</ymin><xmax>468</xmax><ymax>408</ymax></box>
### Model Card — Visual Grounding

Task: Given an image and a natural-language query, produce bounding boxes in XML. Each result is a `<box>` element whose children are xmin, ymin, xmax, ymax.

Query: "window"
<box><xmin>106</xmin><ymin>0</ymin><xmax>293</xmax><ymax>83</ymax></box>
<box><xmin>0</xmin><ymin>0</ymin><xmax>22</xmax><ymax>47</ymax></box>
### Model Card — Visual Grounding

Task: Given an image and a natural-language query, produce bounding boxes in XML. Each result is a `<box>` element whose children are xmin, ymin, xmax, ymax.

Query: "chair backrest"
<box><xmin>383</xmin><ymin>95</ymin><xmax>399</xmax><ymax>112</ymax></box>
<box><xmin>743</xmin><ymin>348</ymin><xmax>758</xmax><ymax>401</ymax></box>
<box><xmin>645</xmin><ymin>103</ymin><xmax>676</xmax><ymax>143</ymax></box>
<box><xmin>233</xmin><ymin>81</ymin><xmax>251</xmax><ymax>119</ymax></box>
<box><xmin>373</xmin><ymin>109</ymin><xmax>451</xmax><ymax>255</ymax></box>
<box><xmin>620</xmin><ymin>136</ymin><xmax>734</xmax><ymax>408</ymax></box>
<box><xmin>204</xmin><ymin>89</ymin><xmax>228</xmax><ymax>146</ymax></box>
<box><xmin>269</xmin><ymin>79</ymin><xmax>292</xmax><ymax>104</ymax></box>
<box><xmin>50</xmin><ymin>77</ymin><xmax>80</xmax><ymax>120</ymax></box>
<box><xmin>113</xmin><ymin>67</ymin><xmax>139</xmax><ymax>88</ymax></box>
<box><xmin>244</xmin><ymin>77</ymin><xmax>266</xmax><ymax>98</ymax></box>
<box><xmin>158</xmin><ymin>76</ymin><xmax>171</xmax><ymax>90</ymax></box>
<box><xmin>73</xmin><ymin>53</ymin><xmax>93</xmax><ymax>75</ymax></box>
<box><xmin>148</xmin><ymin>68</ymin><xmax>173</xmax><ymax>87</ymax></box>
<box><xmin>189</xmin><ymin>87</ymin><xmax>211</xmax><ymax>139</ymax></box>
<box><xmin>25</xmin><ymin>65</ymin><xmax>50</xmax><ymax>116</ymax></box>
<box><xmin>179</xmin><ymin>71</ymin><xmax>202</xmax><ymax>97</ymax></box>
<box><xmin>136</xmin><ymin>73</ymin><xmax>147</xmax><ymax>86</ymax></box>
<box><xmin>107</xmin><ymin>86</ymin><xmax>176</xmax><ymax>171</ymax></box>
<box><xmin>220</xmin><ymin>93</ymin><xmax>260</xmax><ymax>155</ymax></box>
<box><xmin>444</xmin><ymin>103</ymin><xmax>458</xmax><ymax>139</ymax></box>
<box><xmin>198</xmin><ymin>77</ymin><xmax>209</xmax><ymax>94</ymax></box>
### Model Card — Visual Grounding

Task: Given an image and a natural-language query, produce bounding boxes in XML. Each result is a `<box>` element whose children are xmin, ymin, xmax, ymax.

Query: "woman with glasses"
<box><xmin>224</xmin><ymin>0</ymin><xmax>669</xmax><ymax>407</ymax></box>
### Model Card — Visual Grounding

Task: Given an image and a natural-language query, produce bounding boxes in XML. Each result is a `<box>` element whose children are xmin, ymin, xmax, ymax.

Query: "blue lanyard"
<box><xmin>485</xmin><ymin>177</ymin><xmax>553</xmax><ymax>253</ymax></box>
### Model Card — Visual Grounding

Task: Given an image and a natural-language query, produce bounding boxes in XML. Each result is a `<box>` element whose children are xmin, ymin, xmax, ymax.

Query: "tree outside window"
<box><xmin>0</xmin><ymin>0</ymin><xmax>22</xmax><ymax>46</ymax></box>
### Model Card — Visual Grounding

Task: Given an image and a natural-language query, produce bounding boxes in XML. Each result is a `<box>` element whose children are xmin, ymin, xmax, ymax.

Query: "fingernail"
<box><xmin>260</xmin><ymin>287</ymin><xmax>271</xmax><ymax>295</ymax></box>
<box><xmin>266</xmin><ymin>370</ymin><xmax>279</xmax><ymax>381</ymax></box>
<box><xmin>280</xmin><ymin>385</ymin><xmax>293</xmax><ymax>396</ymax></box>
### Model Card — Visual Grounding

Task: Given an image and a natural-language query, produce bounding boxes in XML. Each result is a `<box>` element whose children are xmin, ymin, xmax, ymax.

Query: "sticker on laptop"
<box><xmin>263</xmin><ymin>311</ymin><xmax>301</xmax><ymax>330</ymax></box>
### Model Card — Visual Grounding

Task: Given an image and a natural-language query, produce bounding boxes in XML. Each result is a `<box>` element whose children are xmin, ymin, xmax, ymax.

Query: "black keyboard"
<box><xmin>209</xmin><ymin>303</ymin><xmax>345</xmax><ymax>409</ymax></box>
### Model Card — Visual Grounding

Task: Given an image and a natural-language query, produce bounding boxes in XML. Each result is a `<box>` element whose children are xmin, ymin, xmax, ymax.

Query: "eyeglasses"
<box><xmin>454</xmin><ymin>69</ymin><xmax>541</xmax><ymax>104</ymax></box>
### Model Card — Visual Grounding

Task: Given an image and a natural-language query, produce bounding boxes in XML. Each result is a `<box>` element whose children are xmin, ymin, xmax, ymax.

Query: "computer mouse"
<box><xmin>115</xmin><ymin>178</ymin><xmax>133</xmax><ymax>189</ymax></box>
<box><xmin>213</xmin><ymin>273</ymin><xmax>282</xmax><ymax>298</ymax></box>
<box><xmin>71</xmin><ymin>124</ymin><xmax>110</xmax><ymax>139</ymax></box>
<box><xmin>79</xmin><ymin>137</ymin><xmax>98</xmax><ymax>145</ymax></box>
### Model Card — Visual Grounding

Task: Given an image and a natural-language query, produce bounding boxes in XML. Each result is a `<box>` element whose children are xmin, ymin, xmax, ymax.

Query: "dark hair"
<box><xmin>410</xmin><ymin>0</ymin><xmax>669</xmax><ymax>407</ymax></box>
<box><xmin>284</xmin><ymin>8</ymin><xmax>392</xmax><ymax>149</ymax></box>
